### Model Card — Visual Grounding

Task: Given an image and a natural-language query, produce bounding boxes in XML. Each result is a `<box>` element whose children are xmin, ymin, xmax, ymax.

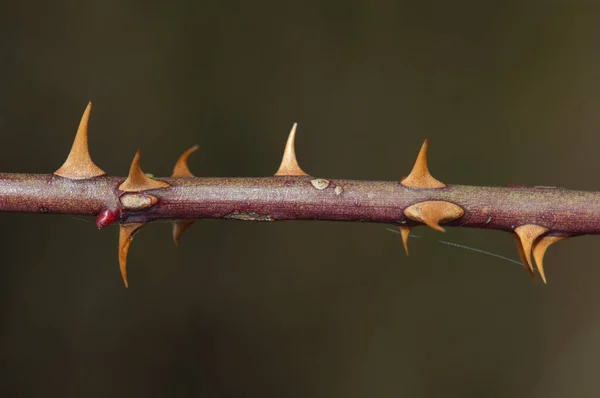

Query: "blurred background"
<box><xmin>1</xmin><ymin>1</ymin><xmax>600</xmax><ymax>397</ymax></box>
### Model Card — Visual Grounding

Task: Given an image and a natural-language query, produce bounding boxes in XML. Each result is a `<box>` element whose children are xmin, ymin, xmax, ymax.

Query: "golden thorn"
<box><xmin>513</xmin><ymin>234</ymin><xmax>535</xmax><ymax>280</ymax></box>
<box><xmin>399</xmin><ymin>226</ymin><xmax>411</xmax><ymax>255</ymax></box>
<box><xmin>118</xmin><ymin>222</ymin><xmax>145</xmax><ymax>288</ymax></box>
<box><xmin>172</xmin><ymin>145</ymin><xmax>199</xmax><ymax>178</ymax></box>
<box><xmin>54</xmin><ymin>102</ymin><xmax>106</xmax><ymax>179</ymax></box>
<box><xmin>532</xmin><ymin>235</ymin><xmax>565</xmax><ymax>284</ymax></box>
<box><xmin>119</xmin><ymin>150</ymin><xmax>170</xmax><ymax>192</ymax></box>
<box><xmin>403</xmin><ymin>201</ymin><xmax>464</xmax><ymax>232</ymax></box>
<box><xmin>514</xmin><ymin>224</ymin><xmax>549</xmax><ymax>274</ymax></box>
<box><xmin>274</xmin><ymin>123</ymin><xmax>308</xmax><ymax>176</ymax></box>
<box><xmin>401</xmin><ymin>139</ymin><xmax>445</xmax><ymax>188</ymax></box>
<box><xmin>173</xmin><ymin>220</ymin><xmax>196</xmax><ymax>246</ymax></box>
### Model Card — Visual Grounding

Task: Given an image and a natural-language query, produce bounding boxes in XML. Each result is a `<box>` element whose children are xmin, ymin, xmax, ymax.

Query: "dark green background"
<box><xmin>2</xmin><ymin>2</ymin><xmax>600</xmax><ymax>397</ymax></box>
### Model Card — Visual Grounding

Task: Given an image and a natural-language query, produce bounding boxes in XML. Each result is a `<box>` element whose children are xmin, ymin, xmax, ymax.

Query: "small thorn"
<box><xmin>274</xmin><ymin>123</ymin><xmax>308</xmax><ymax>176</ymax></box>
<box><xmin>54</xmin><ymin>102</ymin><xmax>106</xmax><ymax>179</ymax></box>
<box><xmin>119</xmin><ymin>150</ymin><xmax>170</xmax><ymax>192</ymax></box>
<box><xmin>118</xmin><ymin>223</ymin><xmax>145</xmax><ymax>288</ymax></box>
<box><xmin>403</xmin><ymin>201</ymin><xmax>464</xmax><ymax>232</ymax></box>
<box><xmin>173</xmin><ymin>220</ymin><xmax>196</xmax><ymax>246</ymax></box>
<box><xmin>172</xmin><ymin>145</ymin><xmax>199</xmax><ymax>177</ymax></box>
<box><xmin>400</xmin><ymin>139</ymin><xmax>445</xmax><ymax>188</ymax></box>
<box><xmin>514</xmin><ymin>224</ymin><xmax>549</xmax><ymax>274</ymax></box>
<box><xmin>533</xmin><ymin>235</ymin><xmax>565</xmax><ymax>284</ymax></box>
<box><xmin>513</xmin><ymin>235</ymin><xmax>535</xmax><ymax>279</ymax></box>
<box><xmin>399</xmin><ymin>226</ymin><xmax>411</xmax><ymax>255</ymax></box>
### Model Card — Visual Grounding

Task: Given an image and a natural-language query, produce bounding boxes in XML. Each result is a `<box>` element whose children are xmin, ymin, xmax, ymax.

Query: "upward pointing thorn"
<box><xmin>514</xmin><ymin>224</ymin><xmax>549</xmax><ymax>274</ymax></box>
<box><xmin>401</xmin><ymin>139</ymin><xmax>445</xmax><ymax>188</ymax></box>
<box><xmin>54</xmin><ymin>102</ymin><xmax>106</xmax><ymax>179</ymax></box>
<box><xmin>274</xmin><ymin>123</ymin><xmax>308</xmax><ymax>176</ymax></box>
<box><xmin>119</xmin><ymin>150</ymin><xmax>170</xmax><ymax>192</ymax></box>
<box><xmin>172</xmin><ymin>145</ymin><xmax>199</xmax><ymax>178</ymax></box>
<box><xmin>533</xmin><ymin>235</ymin><xmax>565</xmax><ymax>284</ymax></box>
<box><xmin>118</xmin><ymin>223</ymin><xmax>145</xmax><ymax>288</ymax></box>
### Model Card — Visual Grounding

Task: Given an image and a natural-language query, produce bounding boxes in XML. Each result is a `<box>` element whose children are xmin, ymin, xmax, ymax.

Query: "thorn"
<box><xmin>118</xmin><ymin>223</ymin><xmax>145</xmax><ymax>288</ymax></box>
<box><xmin>173</xmin><ymin>220</ymin><xmax>196</xmax><ymax>246</ymax></box>
<box><xmin>400</xmin><ymin>139</ymin><xmax>445</xmax><ymax>188</ymax></box>
<box><xmin>119</xmin><ymin>150</ymin><xmax>170</xmax><ymax>192</ymax></box>
<box><xmin>403</xmin><ymin>201</ymin><xmax>464</xmax><ymax>232</ymax></box>
<box><xmin>513</xmin><ymin>234</ymin><xmax>535</xmax><ymax>280</ymax></box>
<box><xmin>274</xmin><ymin>123</ymin><xmax>308</xmax><ymax>176</ymax></box>
<box><xmin>533</xmin><ymin>235</ymin><xmax>565</xmax><ymax>284</ymax></box>
<box><xmin>54</xmin><ymin>102</ymin><xmax>106</xmax><ymax>179</ymax></box>
<box><xmin>514</xmin><ymin>224</ymin><xmax>549</xmax><ymax>274</ymax></box>
<box><xmin>399</xmin><ymin>226</ymin><xmax>411</xmax><ymax>255</ymax></box>
<box><xmin>172</xmin><ymin>145</ymin><xmax>199</xmax><ymax>177</ymax></box>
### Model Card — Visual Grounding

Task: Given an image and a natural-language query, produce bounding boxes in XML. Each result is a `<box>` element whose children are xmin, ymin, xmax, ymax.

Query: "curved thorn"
<box><xmin>399</xmin><ymin>226</ymin><xmax>411</xmax><ymax>255</ymax></box>
<box><xmin>400</xmin><ymin>139</ymin><xmax>445</xmax><ymax>188</ymax></box>
<box><xmin>533</xmin><ymin>236</ymin><xmax>565</xmax><ymax>284</ymax></box>
<box><xmin>423</xmin><ymin>219</ymin><xmax>445</xmax><ymax>232</ymax></box>
<box><xmin>173</xmin><ymin>220</ymin><xmax>196</xmax><ymax>246</ymax></box>
<box><xmin>514</xmin><ymin>224</ymin><xmax>549</xmax><ymax>274</ymax></box>
<box><xmin>274</xmin><ymin>123</ymin><xmax>308</xmax><ymax>176</ymax></box>
<box><xmin>118</xmin><ymin>223</ymin><xmax>145</xmax><ymax>288</ymax></box>
<box><xmin>513</xmin><ymin>234</ymin><xmax>535</xmax><ymax>279</ymax></box>
<box><xmin>119</xmin><ymin>150</ymin><xmax>170</xmax><ymax>192</ymax></box>
<box><xmin>54</xmin><ymin>102</ymin><xmax>106</xmax><ymax>179</ymax></box>
<box><xmin>172</xmin><ymin>145</ymin><xmax>199</xmax><ymax>177</ymax></box>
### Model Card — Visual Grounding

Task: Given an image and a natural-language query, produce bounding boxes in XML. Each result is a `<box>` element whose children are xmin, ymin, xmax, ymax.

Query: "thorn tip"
<box><xmin>533</xmin><ymin>235</ymin><xmax>565</xmax><ymax>284</ymax></box>
<box><xmin>173</xmin><ymin>220</ymin><xmax>196</xmax><ymax>246</ymax></box>
<box><xmin>274</xmin><ymin>123</ymin><xmax>308</xmax><ymax>176</ymax></box>
<box><xmin>54</xmin><ymin>102</ymin><xmax>106</xmax><ymax>179</ymax></box>
<box><xmin>399</xmin><ymin>226</ymin><xmax>411</xmax><ymax>255</ymax></box>
<box><xmin>401</xmin><ymin>139</ymin><xmax>445</xmax><ymax>188</ymax></box>
<box><xmin>172</xmin><ymin>145</ymin><xmax>199</xmax><ymax>178</ymax></box>
<box><xmin>118</xmin><ymin>223</ymin><xmax>145</xmax><ymax>288</ymax></box>
<box><xmin>514</xmin><ymin>224</ymin><xmax>549</xmax><ymax>276</ymax></box>
<box><xmin>513</xmin><ymin>235</ymin><xmax>535</xmax><ymax>280</ymax></box>
<box><xmin>119</xmin><ymin>150</ymin><xmax>170</xmax><ymax>192</ymax></box>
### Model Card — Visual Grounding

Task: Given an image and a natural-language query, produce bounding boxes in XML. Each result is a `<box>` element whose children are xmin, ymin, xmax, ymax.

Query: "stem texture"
<box><xmin>0</xmin><ymin>173</ymin><xmax>598</xmax><ymax>236</ymax></box>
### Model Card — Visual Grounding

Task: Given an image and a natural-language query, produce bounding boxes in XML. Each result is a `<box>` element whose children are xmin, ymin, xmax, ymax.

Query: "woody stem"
<box><xmin>0</xmin><ymin>173</ymin><xmax>598</xmax><ymax>236</ymax></box>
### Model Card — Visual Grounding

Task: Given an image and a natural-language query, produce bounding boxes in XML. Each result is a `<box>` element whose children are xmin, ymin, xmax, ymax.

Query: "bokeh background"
<box><xmin>1</xmin><ymin>1</ymin><xmax>600</xmax><ymax>397</ymax></box>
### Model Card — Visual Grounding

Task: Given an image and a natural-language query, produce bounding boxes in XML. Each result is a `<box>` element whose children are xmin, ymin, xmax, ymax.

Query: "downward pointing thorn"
<box><xmin>513</xmin><ymin>235</ymin><xmax>535</xmax><ymax>279</ymax></box>
<box><xmin>514</xmin><ymin>224</ymin><xmax>549</xmax><ymax>274</ymax></box>
<box><xmin>274</xmin><ymin>123</ymin><xmax>308</xmax><ymax>176</ymax></box>
<box><xmin>118</xmin><ymin>223</ymin><xmax>145</xmax><ymax>288</ymax></box>
<box><xmin>533</xmin><ymin>236</ymin><xmax>565</xmax><ymax>284</ymax></box>
<box><xmin>54</xmin><ymin>102</ymin><xmax>105</xmax><ymax>179</ymax></box>
<box><xmin>173</xmin><ymin>220</ymin><xmax>196</xmax><ymax>246</ymax></box>
<box><xmin>399</xmin><ymin>226</ymin><xmax>411</xmax><ymax>255</ymax></box>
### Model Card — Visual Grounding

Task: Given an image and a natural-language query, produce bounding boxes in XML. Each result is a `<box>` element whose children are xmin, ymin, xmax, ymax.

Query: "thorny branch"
<box><xmin>1</xmin><ymin>103</ymin><xmax>596</xmax><ymax>286</ymax></box>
